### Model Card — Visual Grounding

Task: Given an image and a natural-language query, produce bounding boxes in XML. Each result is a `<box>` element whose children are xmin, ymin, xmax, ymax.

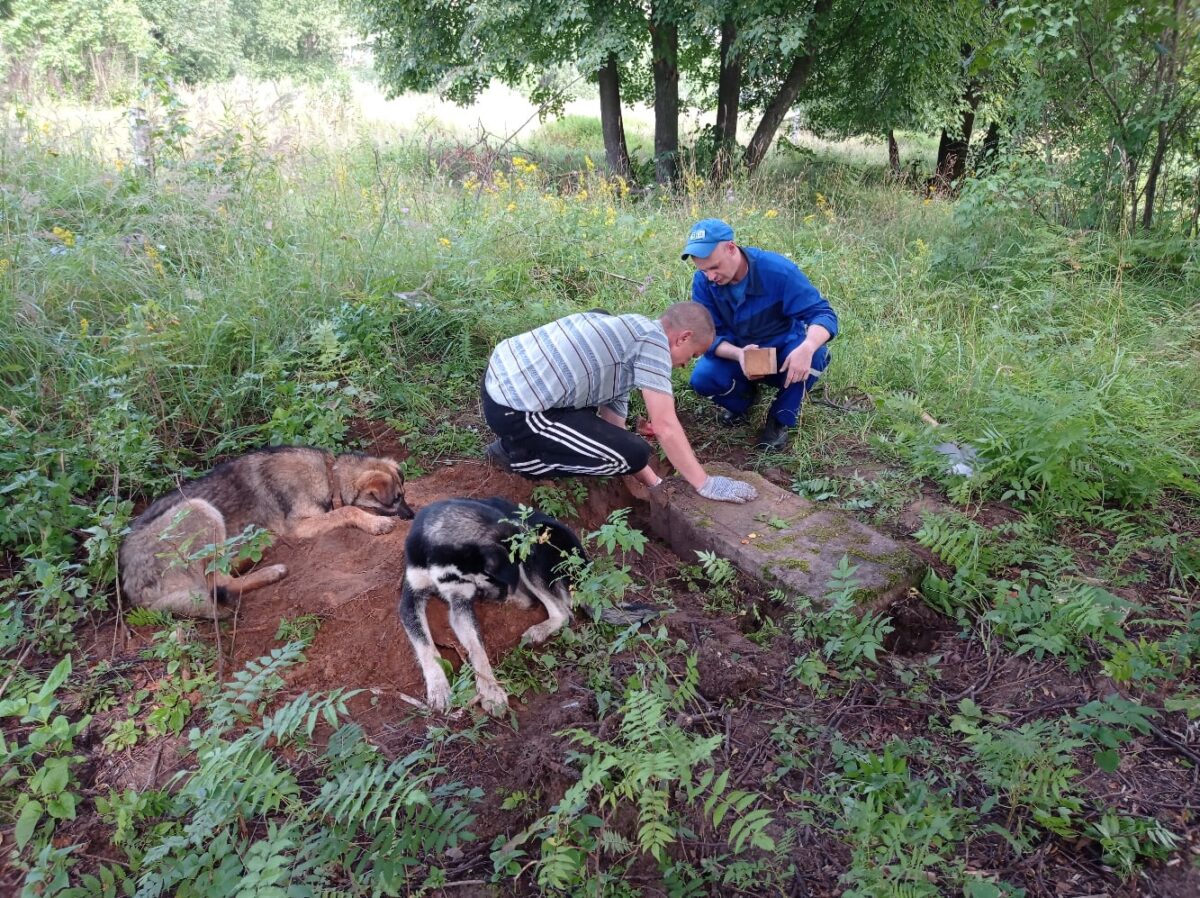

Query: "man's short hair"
<box><xmin>661</xmin><ymin>301</ymin><xmax>715</xmax><ymax>347</ymax></box>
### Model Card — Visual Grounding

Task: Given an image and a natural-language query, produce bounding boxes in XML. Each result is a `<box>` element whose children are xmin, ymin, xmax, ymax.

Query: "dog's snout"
<box><xmin>392</xmin><ymin>495</ymin><xmax>416</xmax><ymax>519</ymax></box>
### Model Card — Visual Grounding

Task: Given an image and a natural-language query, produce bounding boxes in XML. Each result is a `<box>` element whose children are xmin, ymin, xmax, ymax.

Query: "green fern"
<box><xmin>915</xmin><ymin>512</ymin><xmax>993</xmax><ymax>576</ymax></box>
<box><xmin>121</xmin><ymin>649</ymin><xmax>479</xmax><ymax>898</ymax></box>
<box><xmin>207</xmin><ymin>641</ymin><xmax>307</xmax><ymax>733</ymax></box>
<box><xmin>514</xmin><ymin>663</ymin><xmax>774</xmax><ymax>890</ymax></box>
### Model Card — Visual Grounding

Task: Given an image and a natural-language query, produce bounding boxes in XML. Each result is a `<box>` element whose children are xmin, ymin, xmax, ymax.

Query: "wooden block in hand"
<box><xmin>743</xmin><ymin>347</ymin><xmax>777</xmax><ymax>378</ymax></box>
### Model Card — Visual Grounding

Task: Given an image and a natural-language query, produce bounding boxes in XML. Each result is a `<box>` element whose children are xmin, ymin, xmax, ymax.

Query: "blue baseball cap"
<box><xmin>680</xmin><ymin>218</ymin><xmax>735</xmax><ymax>260</ymax></box>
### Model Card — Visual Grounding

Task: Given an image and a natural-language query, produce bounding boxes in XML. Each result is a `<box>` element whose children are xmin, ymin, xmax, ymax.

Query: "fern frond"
<box><xmin>209</xmin><ymin>641</ymin><xmax>307</xmax><ymax>733</ymax></box>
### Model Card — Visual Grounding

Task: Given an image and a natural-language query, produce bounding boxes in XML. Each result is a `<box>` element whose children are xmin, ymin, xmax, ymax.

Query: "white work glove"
<box><xmin>696</xmin><ymin>475</ymin><xmax>758</xmax><ymax>503</ymax></box>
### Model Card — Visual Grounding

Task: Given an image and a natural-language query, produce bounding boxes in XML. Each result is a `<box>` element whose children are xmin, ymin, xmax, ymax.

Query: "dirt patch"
<box><xmin>223</xmin><ymin>460</ymin><xmax>552</xmax><ymax>737</ymax></box>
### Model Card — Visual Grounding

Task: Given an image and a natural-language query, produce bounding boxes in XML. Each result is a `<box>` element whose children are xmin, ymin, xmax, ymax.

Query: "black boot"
<box><xmin>756</xmin><ymin>418</ymin><xmax>790</xmax><ymax>451</ymax></box>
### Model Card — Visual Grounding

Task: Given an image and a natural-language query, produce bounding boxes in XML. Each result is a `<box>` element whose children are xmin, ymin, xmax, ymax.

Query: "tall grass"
<box><xmin>2</xmin><ymin>88</ymin><xmax>1198</xmax><ymax>531</ymax></box>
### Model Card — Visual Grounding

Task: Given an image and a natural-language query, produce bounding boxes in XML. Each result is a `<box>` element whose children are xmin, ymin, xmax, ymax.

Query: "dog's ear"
<box><xmin>546</xmin><ymin>520</ymin><xmax>586</xmax><ymax>562</ymax></box>
<box><xmin>383</xmin><ymin>457</ymin><xmax>404</xmax><ymax>486</ymax></box>
<box><xmin>354</xmin><ymin>471</ymin><xmax>392</xmax><ymax>497</ymax></box>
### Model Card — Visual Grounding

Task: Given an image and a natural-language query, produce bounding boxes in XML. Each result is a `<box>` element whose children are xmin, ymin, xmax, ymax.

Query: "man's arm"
<box><xmin>781</xmin><ymin>324</ymin><xmax>831</xmax><ymax>388</ymax></box>
<box><xmin>642</xmin><ymin>389</ymin><xmax>759</xmax><ymax>503</ymax></box>
<box><xmin>642</xmin><ymin>390</ymin><xmax>707</xmax><ymax>488</ymax></box>
<box><xmin>713</xmin><ymin>339</ymin><xmax>769</xmax><ymax>380</ymax></box>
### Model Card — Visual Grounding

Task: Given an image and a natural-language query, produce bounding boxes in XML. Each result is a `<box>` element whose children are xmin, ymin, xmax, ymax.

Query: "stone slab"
<box><xmin>647</xmin><ymin>463</ymin><xmax>924</xmax><ymax>611</ymax></box>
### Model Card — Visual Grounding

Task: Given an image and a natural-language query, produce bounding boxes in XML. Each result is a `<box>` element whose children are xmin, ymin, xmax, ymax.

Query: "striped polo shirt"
<box><xmin>484</xmin><ymin>312</ymin><xmax>673</xmax><ymax>418</ymax></box>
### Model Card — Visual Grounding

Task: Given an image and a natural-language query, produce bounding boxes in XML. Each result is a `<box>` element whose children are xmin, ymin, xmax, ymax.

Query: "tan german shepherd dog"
<box><xmin>120</xmin><ymin>446</ymin><xmax>414</xmax><ymax>618</ymax></box>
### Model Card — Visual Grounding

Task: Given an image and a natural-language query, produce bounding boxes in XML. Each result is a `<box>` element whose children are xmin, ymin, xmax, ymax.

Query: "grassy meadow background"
<box><xmin>1</xmin><ymin>75</ymin><xmax>1199</xmax><ymax>896</ymax></box>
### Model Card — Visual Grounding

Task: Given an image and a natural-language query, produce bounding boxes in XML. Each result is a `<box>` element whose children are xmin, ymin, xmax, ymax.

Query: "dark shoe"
<box><xmin>756</xmin><ymin>418</ymin><xmax>791</xmax><ymax>451</ymax></box>
<box><xmin>485</xmin><ymin>439</ymin><xmax>515</xmax><ymax>472</ymax></box>
<box><xmin>718</xmin><ymin>409</ymin><xmax>746</xmax><ymax>428</ymax></box>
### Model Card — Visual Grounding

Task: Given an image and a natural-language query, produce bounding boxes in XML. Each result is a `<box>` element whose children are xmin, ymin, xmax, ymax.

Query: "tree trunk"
<box><xmin>1127</xmin><ymin>157</ymin><xmax>1141</xmax><ymax>233</ymax></box>
<box><xmin>887</xmin><ymin>129</ymin><xmax>900</xmax><ymax>178</ymax></box>
<box><xmin>980</xmin><ymin>121</ymin><xmax>1001</xmax><ymax>169</ymax></box>
<box><xmin>1141</xmin><ymin>123</ymin><xmax>1168</xmax><ymax>230</ymax></box>
<box><xmin>1141</xmin><ymin>0</ymin><xmax>1185</xmax><ymax>230</ymax></box>
<box><xmin>1189</xmin><ymin>169</ymin><xmax>1200</xmax><ymax>237</ymax></box>
<box><xmin>743</xmin><ymin>0</ymin><xmax>832</xmax><ymax>174</ymax></box>
<box><xmin>711</xmin><ymin>16</ymin><xmax>741</xmax><ymax>182</ymax></box>
<box><xmin>934</xmin><ymin>90</ymin><xmax>978</xmax><ymax>188</ymax></box>
<box><xmin>649</xmin><ymin>7</ymin><xmax>679</xmax><ymax>185</ymax></box>
<box><xmin>744</xmin><ymin>56</ymin><xmax>812</xmax><ymax>173</ymax></box>
<box><xmin>128</xmin><ymin>106</ymin><xmax>154</xmax><ymax>178</ymax></box>
<box><xmin>597</xmin><ymin>54</ymin><xmax>632</xmax><ymax>182</ymax></box>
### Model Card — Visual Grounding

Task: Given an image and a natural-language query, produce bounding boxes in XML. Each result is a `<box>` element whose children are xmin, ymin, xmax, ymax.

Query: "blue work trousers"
<box><xmin>690</xmin><ymin>338</ymin><xmax>830</xmax><ymax>427</ymax></box>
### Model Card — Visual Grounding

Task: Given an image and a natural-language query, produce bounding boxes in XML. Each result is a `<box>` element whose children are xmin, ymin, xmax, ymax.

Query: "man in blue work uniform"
<box><xmin>681</xmin><ymin>218</ymin><xmax>839</xmax><ymax>451</ymax></box>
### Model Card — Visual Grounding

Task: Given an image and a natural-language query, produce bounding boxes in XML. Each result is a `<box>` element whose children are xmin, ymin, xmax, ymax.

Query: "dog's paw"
<box><xmin>520</xmin><ymin>621</ymin><xmax>562</xmax><ymax>646</ymax></box>
<box><xmin>477</xmin><ymin>681</ymin><xmax>510</xmax><ymax>717</ymax></box>
<box><xmin>367</xmin><ymin>516</ymin><xmax>399</xmax><ymax>535</ymax></box>
<box><xmin>426</xmin><ymin>682</ymin><xmax>452</xmax><ymax>712</ymax></box>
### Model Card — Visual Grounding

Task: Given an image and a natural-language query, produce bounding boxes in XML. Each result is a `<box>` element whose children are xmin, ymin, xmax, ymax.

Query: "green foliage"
<box><xmin>0</xmin><ymin>558</ymin><xmax>99</xmax><ymax>654</ymax></box>
<box><xmin>983</xmin><ymin>576</ymin><xmax>1134</xmax><ymax>670</ymax></box>
<box><xmin>1069</xmin><ymin>693</ymin><xmax>1158</xmax><ymax>773</ymax></box>
<box><xmin>0</xmin><ymin>658</ymin><xmax>89</xmax><ymax>862</ymax></box>
<box><xmin>557</xmin><ymin>509</ymin><xmax>647</xmax><ymax>624</ymax></box>
<box><xmin>497</xmin><ymin>661</ymin><xmax>775</xmax><ymax>891</ymax></box>
<box><xmin>677</xmin><ymin>549</ymin><xmax>740</xmax><ymax>614</ymax></box>
<box><xmin>0</xmin><ymin>0</ymin><xmax>157</xmax><ymax>97</ymax></box>
<box><xmin>999</xmin><ymin>0</ymin><xmax>1199</xmax><ymax>233</ymax></box>
<box><xmin>821</xmin><ymin>739</ymin><xmax>973</xmax><ymax>898</ymax></box>
<box><xmin>274</xmin><ymin>613</ymin><xmax>322</xmax><ymax>647</ymax></box>
<box><xmin>231</xmin><ymin>0</ymin><xmax>347</xmax><ymax>81</ymax></box>
<box><xmin>529</xmin><ymin>479</ymin><xmax>588</xmax><ymax>521</ymax></box>
<box><xmin>971</xmin><ymin>382</ymin><xmax>1197</xmax><ymax>514</ymax></box>
<box><xmin>789</xmin><ymin>557</ymin><xmax>894</xmax><ymax>673</ymax></box>
<box><xmin>950</xmin><ymin>701</ymin><xmax>1086</xmax><ymax>844</ymax></box>
<box><xmin>0</xmin><ymin>0</ymin><xmax>351</xmax><ymax>96</ymax></box>
<box><xmin>1085</xmin><ymin>812</ymin><xmax>1179</xmax><ymax>875</ymax></box>
<box><xmin>101</xmin><ymin>646</ymin><xmax>481</xmax><ymax>896</ymax></box>
<box><xmin>137</xmin><ymin>0</ymin><xmax>236</xmax><ymax>84</ymax></box>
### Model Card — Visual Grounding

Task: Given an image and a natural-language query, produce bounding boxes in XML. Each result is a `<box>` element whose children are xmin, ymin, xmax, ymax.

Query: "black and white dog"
<box><xmin>398</xmin><ymin>497</ymin><xmax>585</xmax><ymax>715</ymax></box>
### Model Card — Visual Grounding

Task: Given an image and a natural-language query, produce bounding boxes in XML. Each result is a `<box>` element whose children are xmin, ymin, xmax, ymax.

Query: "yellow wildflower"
<box><xmin>113</xmin><ymin>158</ymin><xmax>125</xmax><ymax>172</ymax></box>
<box><xmin>576</xmin><ymin>189</ymin><xmax>588</xmax><ymax>201</ymax></box>
<box><xmin>144</xmin><ymin>243</ymin><xmax>165</xmax><ymax>275</ymax></box>
<box><xmin>80</xmin><ymin>318</ymin><xmax>89</xmax><ymax>336</ymax></box>
<box><xmin>584</xmin><ymin>155</ymin><xmax>595</xmax><ymax>172</ymax></box>
<box><xmin>506</xmin><ymin>202</ymin><xmax>517</xmax><ymax>212</ymax></box>
<box><xmin>51</xmin><ymin>226</ymin><xmax>75</xmax><ymax>247</ymax></box>
<box><xmin>765</xmin><ymin>209</ymin><xmax>779</xmax><ymax>219</ymax></box>
<box><xmin>0</xmin><ymin>258</ymin><xmax>9</xmax><ymax>273</ymax></box>
<box><xmin>438</xmin><ymin>237</ymin><xmax>451</xmax><ymax>248</ymax></box>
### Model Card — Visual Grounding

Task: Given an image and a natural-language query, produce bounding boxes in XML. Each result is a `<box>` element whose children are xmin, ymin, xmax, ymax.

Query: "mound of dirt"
<box><xmin>225</xmin><ymin>460</ymin><xmax>552</xmax><ymax>736</ymax></box>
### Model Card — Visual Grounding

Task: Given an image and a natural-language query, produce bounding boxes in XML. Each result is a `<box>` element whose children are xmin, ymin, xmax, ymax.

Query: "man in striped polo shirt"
<box><xmin>482</xmin><ymin>302</ymin><xmax>758</xmax><ymax>503</ymax></box>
